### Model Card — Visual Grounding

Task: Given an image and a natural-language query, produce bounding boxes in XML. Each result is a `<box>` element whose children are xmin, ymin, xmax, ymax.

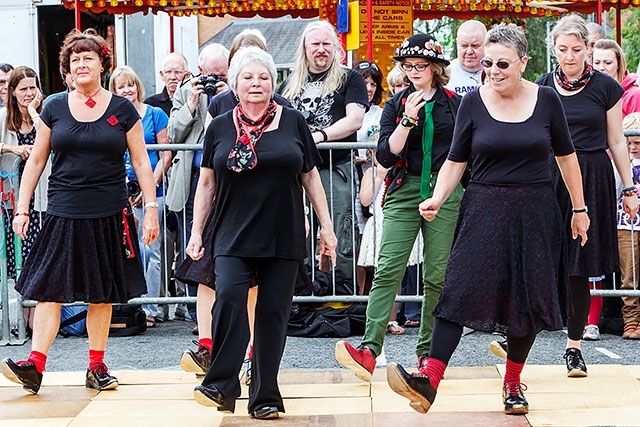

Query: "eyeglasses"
<box><xmin>163</xmin><ymin>69</ymin><xmax>186</xmax><ymax>76</ymax></box>
<box><xmin>400</xmin><ymin>63</ymin><xmax>430</xmax><ymax>72</ymax></box>
<box><xmin>357</xmin><ymin>61</ymin><xmax>379</xmax><ymax>71</ymax></box>
<box><xmin>480</xmin><ymin>59</ymin><xmax>520</xmax><ymax>69</ymax></box>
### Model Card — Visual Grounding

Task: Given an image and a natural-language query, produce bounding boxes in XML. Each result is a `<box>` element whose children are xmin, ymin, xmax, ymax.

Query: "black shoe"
<box><xmin>194</xmin><ymin>384</ymin><xmax>236</xmax><ymax>413</ymax></box>
<box><xmin>386</xmin><ymin>362</ymin><xmax>436</xmax><ymax>414</ymax></box>
<box><xmin>1</xmin><ymin>358</ymin><xmax>43</xmax><ymax>394</ymax></box>
<box><xmin>86</xmin><ymin>363</ymin><xmax>118</xmax><ymax>390</ymax></box>
<box><xmin>489</xmin><ymin>338</ymin><xmax>508</xmax><ymax>359</ymax></box>
<box><xmin>502</xmin><ymin>381</ymin><xmax>529</xmax><ymax>415</ymax></box>
<box><xmin>251</xmin><ymin>406</ymin><xmax>279</xmax><ymax>419</ymax></box>
<box><xmin>563</xmin><ymin>348</ymin><xmax>587</xmax><ymax>377</ymax></box>
<box><xmin>180</xmin><ymin>340</ymin><xmax>211</xmax><ymax>376</ymax></box>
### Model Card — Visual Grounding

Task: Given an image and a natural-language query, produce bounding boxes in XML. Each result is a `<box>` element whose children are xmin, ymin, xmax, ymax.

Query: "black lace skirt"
<box><xmin>174</xmin><ymin>210</ymin><xmax>216</xmax><ymax>290</ymax></box>
<box><xmin>15</xmin><ymin>210</ymin><xmax>147</xmax><ymax>303</ymax></box>
<box><xmin>551</xmin><ymin>150</ymin><xmax>618</xmax><ymax>277</ymax></box>
<box><xmin>433</xmin><ymin>182</ymin><xmax>567</xmax><ymax>337</ymax></box>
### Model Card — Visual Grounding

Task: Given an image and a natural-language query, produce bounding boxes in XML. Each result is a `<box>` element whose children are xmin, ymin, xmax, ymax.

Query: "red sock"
<box><xmin>199</xmin><ymin>338</ymin><xmax>212</xmax><ymax>352</ymax></box>
<box><xmin>587</xmin><ymin>281</ymin><xmax>603</xmax><ymax>326</ymax></box>
<box><xmin>504</xmin><ymin>358</ymin><xmax>525</xmax><ymax>385</ymax></box>
<box><xmin>88</xmin><ymin>350</ymin><xmax>105</xmax><ymax>370</ymax></box>
<box><xmin>423</xmin><ymin>358</ymin><xmax>447</xmax><ymax>390</ymax></box>
<box><xmin>247</xmin><ymin>345</ymin><xmax>253</xmax><ymax>359</ymax></box>
<box><xmin>27</xmin><ymin>351</ymin><xmax>47</xmax><ymax>374</ymax></box>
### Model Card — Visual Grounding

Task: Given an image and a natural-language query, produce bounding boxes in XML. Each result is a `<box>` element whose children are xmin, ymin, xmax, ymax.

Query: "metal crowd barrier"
<box><xmin>4</xmin><ymin>137</ymin><xmax>640</xmax><ymax>342</ymax></box>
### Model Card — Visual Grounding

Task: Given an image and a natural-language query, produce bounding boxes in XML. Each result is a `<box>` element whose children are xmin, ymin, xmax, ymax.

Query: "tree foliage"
<box><xmin>620</xmin><ymin>8</ymin><xmax>640</xmax><ymax>74</ymax></box>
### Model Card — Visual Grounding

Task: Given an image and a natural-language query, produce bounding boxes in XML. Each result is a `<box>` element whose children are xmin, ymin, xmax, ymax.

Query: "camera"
<box><xmin>127</xmin><ymin>180</ymin><xmax>141</xmax><ymax>198</ymax></box>
<box><xmin>198</xmin><ymin>74</ymin><xmax>224</xmax><ymax>97</ymax></box>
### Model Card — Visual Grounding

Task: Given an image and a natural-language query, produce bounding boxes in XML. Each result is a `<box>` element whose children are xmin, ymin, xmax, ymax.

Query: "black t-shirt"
<box><xmin>378</xmin><ymin>85</ymin><xmax>459</xmax><ymax>174</ymax></box>
<box><xmin>41</xmin><ymin>93</ymin><xmax>140</xmax><ymax>218</ymax></box>
<box><xmin>448</xmin><ymin>87</ymin><xmax>575</xmax><ymax>185</ymax></box>
<box><xmin>278</xmin><ymin>67</ymin><xmax>369</xmax><ymax>167</ymax></box>
<box><xmin>536</xmin><ymin>71</ymin><xmax>623</xmax><ymax>152</ymax></box>
<box><xmin>202</xmin><ymin>107</ymin><xmax>322</xmax><ymax>260</ymax></box>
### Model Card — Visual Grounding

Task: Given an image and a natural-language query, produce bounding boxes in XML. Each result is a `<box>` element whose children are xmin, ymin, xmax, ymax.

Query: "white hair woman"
<box><xmin>188</xmin><ymin>46</ymin><xmax>337</xmax><ymax>420</ymax></box>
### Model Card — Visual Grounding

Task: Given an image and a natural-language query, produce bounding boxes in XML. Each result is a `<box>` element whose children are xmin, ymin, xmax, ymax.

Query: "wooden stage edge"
<box><xmin>1</xmin><ymin>365</ymin><xmax>639</xmax><ymax>426</ymax></box>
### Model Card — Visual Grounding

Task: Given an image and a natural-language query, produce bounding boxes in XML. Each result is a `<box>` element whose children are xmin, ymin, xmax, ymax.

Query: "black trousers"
<box><xmin>201</xmin><ymin>256</ymin><xmax>298</xmax><ymax>413</ymax></box>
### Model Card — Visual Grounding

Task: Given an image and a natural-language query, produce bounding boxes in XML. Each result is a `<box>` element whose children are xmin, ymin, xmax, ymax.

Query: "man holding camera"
<box><xmin>166</xmin><ymin>43</ymin><xmax>230</xmax><ymax>325</ymax></box>
<box><xmin>278</xmin><ymin>21</ymin><xmax>368</xmax><ymax>281</ymax></box>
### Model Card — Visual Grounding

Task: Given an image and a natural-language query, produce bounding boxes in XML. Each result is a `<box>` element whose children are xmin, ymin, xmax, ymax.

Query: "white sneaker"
<box><xmin>582</xmin><ymin>324</ymin><xmax>600</xmax><ymax>341</ymax></box>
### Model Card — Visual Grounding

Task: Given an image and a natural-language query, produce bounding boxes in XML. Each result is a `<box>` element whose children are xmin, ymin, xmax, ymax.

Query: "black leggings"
<box><xmin>567</xmin><ymin>276</ymin><xmax>590</xmax><ymax>341</ymax></box>
<box><xmin>429</xmin><ymin>318</ymin><xmax>536</xmax><ymax>365</ymax></box>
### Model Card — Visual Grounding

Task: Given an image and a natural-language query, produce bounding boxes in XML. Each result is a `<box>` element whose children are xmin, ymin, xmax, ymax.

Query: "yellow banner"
<box><xmin>359</xmin><ymin>0</ymin><xmax>413</xmax><ymax>44</ymax></box>
<box><xmin>346</xmin><ymin>1</ymin><xmax>360</xmax><ymax>51</ymax></box>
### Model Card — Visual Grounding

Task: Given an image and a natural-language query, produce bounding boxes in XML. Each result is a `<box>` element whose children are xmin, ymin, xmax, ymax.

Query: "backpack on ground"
<box><xmin>109</xmin><ymin>304</ymin><xmax>147</xmax><ymax>337</ymax></box>
<box><xmin>59</xmin><ymin>305</ymin><xmax>88</xmax><ymax>337</ymax></box>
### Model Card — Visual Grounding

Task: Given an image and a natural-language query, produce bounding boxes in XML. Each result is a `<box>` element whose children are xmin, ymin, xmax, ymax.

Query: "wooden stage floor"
<box><xmin>2</xmin><ymin>364</ymin><xmax>639</xmax><ymax>426</ymax></box>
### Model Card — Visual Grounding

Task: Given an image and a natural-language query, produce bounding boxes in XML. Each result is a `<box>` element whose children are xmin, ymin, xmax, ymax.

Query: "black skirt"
<box><xmin>174</xmin><ymin>210</ymin><xmax>216</xmax><ymax>290</ymax></box>
<box><xmin>15</xmin><ymin>210</ymin><xmax>147</xmax><ymax>303</ymax></box>
<box><xmin>551</xmin><ymin>150</ymin><xmax>618</xmax><ymax>277</ymax></box>
<box><xmin>433</xmin><ymin>182</ymin><xmax>567</xmax><ymax>337</ymax></box>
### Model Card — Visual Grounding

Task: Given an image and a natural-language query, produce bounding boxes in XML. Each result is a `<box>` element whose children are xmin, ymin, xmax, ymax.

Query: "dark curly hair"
<box><xmin>59</xmin><ymin>28</ymin><xmax>112</xmax><ymax>77</ymax></box>
<box><xmin>353</xmin><ymin>60</ymin><xmax>383</xmax><ymax>105</ymax></box>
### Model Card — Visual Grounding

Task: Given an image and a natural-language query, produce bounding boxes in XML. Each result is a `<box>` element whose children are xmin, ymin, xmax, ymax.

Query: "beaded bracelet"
<box><xmin>622</xmin><ymin>186</ymin><xmax>637</xmax><ymax>197</ymax></box>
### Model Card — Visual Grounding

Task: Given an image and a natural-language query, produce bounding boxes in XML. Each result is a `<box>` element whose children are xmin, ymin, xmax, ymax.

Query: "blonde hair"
<box><xmin>386</xmin><ymin>64</ymin><xmax>408</xmax><ymax>88</ymax></box>
<box><xmin>622</xmin><ymin>112</ymin><xmax>640</xmax><ymax>132</ymax></box>
<box><xmin>109</xmin><ymin>66</ymin><xmax>144</xmax><ymax>102</ymax></box>
<box><xmin>281</xmin><ymin>20</ymin><xmax>347</xmax><ymax>101</ymax></box>
<box><xmin>549</xmin><ymin>14</ymin><xmax>589</xmax><ymax>52</ymax></box>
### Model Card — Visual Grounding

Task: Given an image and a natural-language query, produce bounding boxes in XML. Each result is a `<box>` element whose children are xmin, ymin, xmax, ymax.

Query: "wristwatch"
<box><xmin>400</xmin><ymin>117</ymin><xmax>415</xmax><ymax>128</ymax></box>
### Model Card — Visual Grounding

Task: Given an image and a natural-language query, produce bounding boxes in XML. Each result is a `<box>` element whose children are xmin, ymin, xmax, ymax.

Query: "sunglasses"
<box><xmin>400</xmin><ymin>63</ymin><xmax>430</xmax><ymax>72</ymax></box>
<box><xmin>480</xmin><ymin>59</ymin><xmax>520</xmax><ymax>69</ymax></box>
<box><xmin>358</xmin><ymin>61</ymin><xmax>379</xmax><ymax>71</ymax></box>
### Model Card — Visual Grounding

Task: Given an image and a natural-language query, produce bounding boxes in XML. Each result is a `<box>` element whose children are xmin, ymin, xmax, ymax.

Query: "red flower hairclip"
<box><xmin>100</xmin><ymin>45</ymin><xmax>109</xmax><ymax>57</ymax></box>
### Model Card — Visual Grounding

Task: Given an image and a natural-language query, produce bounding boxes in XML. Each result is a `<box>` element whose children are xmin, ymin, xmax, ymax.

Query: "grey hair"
<box><xmin>227</xmin><ymin>46</ymin><xmax>277</xmax><ymax>93</ymax></box>
<box><xmin>485</xmin><ymin>23</ymin><xmax>527</xmax><ymax>58</ymax></box>
<box><xmin>587</xmin><ymin>22</ymin><xmax>605</xmax><ymax>39</ymax></box>
<box><xmin>198</xmin><ymin>43</ymin><xmax>230</xmax><ymax>68</ymax></box>
<box><xmin>549</xmin><ymin>14</ymin><xmax>589</xmax><ymax>51</ymax></box>
<box><xmin>163</xmin><ymin>52</ymin><xmax>188</xmax><ymax>70</ymax></box>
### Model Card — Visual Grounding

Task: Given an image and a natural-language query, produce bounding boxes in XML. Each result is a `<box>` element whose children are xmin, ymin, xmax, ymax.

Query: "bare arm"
<box><xmin>359</xmin><ymin>165</ymin><xmax>387</xmax><ymax>206</ymax></box>
<box><xmin>12</xmin><ymin>123</ymin><xmax>51</xmax><ymax>239</ymax></box>
<box><xmin>607</xmin><ymin>100</ymin><xmax>639</xmax><ymax>219</ymax></box>
<box><xmin>301</xmin><ymin>167</ymin><xmax>337</xmax><ymax>266</ymax></box>
<box><xmin>127</xmin><ymin>120</ymin><xmax>160</xmax><ymax>245</ymax></box>
<box><xmin>185</xmin><ymin>166</ymin><xmax>216</xmax><ymax>261</ymax></box>
<box><xmin>556</xmin><ymin>153</ymin><xmax>590</xmax><ymax>246</ymax></box>
<box><xmin>418</xmin><ymin>160</ymin><xmax>466</xmax><ymax>221</ymax></box>
<box><xmin>311</xmin><ymin>102</ymin><xmax>365</xmax><ymax>143</ymax></box>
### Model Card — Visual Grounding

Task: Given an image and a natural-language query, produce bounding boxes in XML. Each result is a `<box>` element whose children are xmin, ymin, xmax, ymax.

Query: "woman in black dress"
<box><xmin>189</xmin><ymin>47</ymin><xmax>336</xmax><ymax>420</ymax></box>
<box><xmin>1</xmin><ymin>29</ymin><xmax>159</xmax><ymax>395</ymax></box>
<box><xmin>386</xmin><ymin>24</ymin><xmax>589</xmax><ymax>416</ymax></box>
<box><xmin>536</xmin><ymin>14</ymin><xmax>638</xmax><ymax>376</ymax></box>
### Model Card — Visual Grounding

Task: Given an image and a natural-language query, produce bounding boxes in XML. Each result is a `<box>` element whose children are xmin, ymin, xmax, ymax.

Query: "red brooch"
<box><xmin>100</xmin><ymin>45</ymin><xmax>109</xmax><ymax>57</ymax></box>
<box><xmin>107</xmin><ymin>115</ymin><xmax>119</xmax><ymax>126</ymax></box>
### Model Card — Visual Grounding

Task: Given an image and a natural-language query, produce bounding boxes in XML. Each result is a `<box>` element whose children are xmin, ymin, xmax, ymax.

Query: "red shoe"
<box><xmin>335</xmin><ymin>341</ymin><xmax>376</xmax><ymax>382</ymax></box>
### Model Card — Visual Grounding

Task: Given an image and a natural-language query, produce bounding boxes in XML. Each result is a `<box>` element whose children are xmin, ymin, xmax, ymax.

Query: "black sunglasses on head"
<box><xmin>358</xmin><ymin>61</ymin><xmax>379</xmax><ymax>71</ymax></box>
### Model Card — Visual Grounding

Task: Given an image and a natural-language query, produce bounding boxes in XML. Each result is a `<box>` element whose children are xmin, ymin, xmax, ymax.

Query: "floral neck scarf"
<box><xmin>227</xmin><ymin>101</ymin><xmax>277</xmax><ymax>172</ymax></box>
<box><xmin>553</xmin><ymin>63</ymin><xmax>594</xmax><ymax>91</ymax></box>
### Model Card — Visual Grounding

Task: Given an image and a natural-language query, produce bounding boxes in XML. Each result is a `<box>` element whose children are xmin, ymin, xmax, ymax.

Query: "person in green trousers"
<box><xmin>335</xmin><ymin>33</ymin><xmax>463</xmax><ymax>382</ymax></box>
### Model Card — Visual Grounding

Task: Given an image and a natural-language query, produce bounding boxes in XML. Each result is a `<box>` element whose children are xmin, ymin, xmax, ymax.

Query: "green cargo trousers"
<box><xmin>361</xmin><ymin>173</ymin><xmax>462</xmax><ymax>357</ymax></box>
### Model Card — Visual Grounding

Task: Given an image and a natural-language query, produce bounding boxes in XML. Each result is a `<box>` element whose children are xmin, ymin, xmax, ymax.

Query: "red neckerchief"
<box><xmin>227</xmin><ymin>101</ymin><xmax>277</xmax><ymax>173</ymax></box>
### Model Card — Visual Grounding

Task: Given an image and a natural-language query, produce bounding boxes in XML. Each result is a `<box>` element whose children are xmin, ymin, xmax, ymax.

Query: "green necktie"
<box><xmin>420</xmin><ymin>100</ymin><xmax>435</xmax><ymax>199</ymax></box>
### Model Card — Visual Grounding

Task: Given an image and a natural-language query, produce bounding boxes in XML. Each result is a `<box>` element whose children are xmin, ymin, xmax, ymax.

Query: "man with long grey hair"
<box><xmin>278</xmin><ymin>20</ymin><xmax>368</xmax><ymax>281</ymax></box>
